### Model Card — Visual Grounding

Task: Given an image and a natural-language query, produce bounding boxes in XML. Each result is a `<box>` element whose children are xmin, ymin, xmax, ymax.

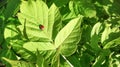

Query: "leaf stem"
<box><xmin>62</xmin><ymin>55</ymin><xmax>74</xmax><ymax>67</ymax></box>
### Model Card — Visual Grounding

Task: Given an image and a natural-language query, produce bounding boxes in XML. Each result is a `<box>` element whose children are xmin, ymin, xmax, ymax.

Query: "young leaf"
<box><xmin>55</xmin><ymin>16</ymin><xmax>83</xmax><ymax>56</ymax></box>
<box><xmin>91</xmin><ymin>22</ymin><xmax>102</xmax><ymax>37</ymax></box>
<box><xmin>101</xmin><ymin>23</ymin><xmax>111</xmax><ymax>43</ymax></box>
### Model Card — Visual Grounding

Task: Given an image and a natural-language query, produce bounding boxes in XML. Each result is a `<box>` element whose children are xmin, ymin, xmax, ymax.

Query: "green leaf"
<box><xmin>0</xmin><ymin>49</ymin><xmax>17</xmax><ymax>67</ymax></box>
<box><xmin>79</xmin><ymin>53</ymin><xmax>93</xmax><ymax>67</ymax></box>
<box><xmin>108</xmin><ymin>0</ymin><xmax>120</xmax><ymax>15</ymax></box>
<box><xmin>50</xmin><ymin>48</ymin><xmax>61</xmax><ymax>67</ymax></box>
<box><xmin>4</xmin><ymin>22</ymin><xmax>36</xmax><ymax>62</ymax></box>
<box><xmin>53</xmin><ymin>0</ymin><xmax>69</xmax><ymax>7</ymax></box>
<box><xmin>101</xmin><ymin>23</ymin><xmax>111</xmax><ymax>43</ymax></box>
<box><xmin>23</xmin><ymin>42</ymin><xmax>56</xmax><ymax>51</ymax></box>
<box><xmin>73</xmin><ymin>0</ymin><xmax>96</xmax><ymax>18</ymax></box>
<box><xmin>90</xmin><ymin>34</ymin><xmax>101</xmax><ymax>53</ymax></box>
<box><xmin>109</xmin><ymin>53</ymin><xmax>120</xmax><ymax>67</ymax></box>
<box><xmin>62</xmin><ymin>1</ymin><xmax>77</xmax><ymax>21</ymax></box>
<box><xmin>48</xmin><ymin>3</ymin><xmax>62</xmax><ymax>40</ymax></box>
<box><xmin>36</xmin><ymin>51</ymin><xmax>49</xmax><ymax>67</ymax></box>
<box><xmin>82</xmin><ymin>0</ymin><xmax>96</xmax><ymax>18</ymax></box>
<box><xmin>4</xmin><ymin>22</ymin><xmax>20</xmax><ymax>44</ymax></box>
<box><xmin>91</xmin><ymin>22</ymin><xmax>102</xmax><ymax>37</ymax></box>
<box><xmin>3</xmin><ymin>0</ymin><xmax>20</xmax><ymax>19</ymax></box>
<box><xmin>2</xmin><ymin>57</ymin><xmax>35</xmax><ymax>67</ymax></box>
<box><xmin>55</xmin><ymin>16</ymin><xmax>83</xmax><ymax>56</ymax></box>
<box><xmin>92</xmin><ymin>49</ymin><xmax>111</xmax><ymax>67</ymax></box>
<box><xmin>18</xmin><ymin>0</ymin><xmax>62</xmax><ymax>42</ymax></box>
<box><xmin>0</xmin><ymin>49</ymin><xmax>17</xmax><ymax>60</ymax></box>
<box><xmin>38</xmin><ymin>50</ymin><xmax>56</xmax><ymax>63</ymax></box>
<box><xmin>66</xmin><ymin>54</ymin><xmax>82</xmax><ymax>67</ymax></box>
<box><xmin>12</xmin><ymin>44</ymin><xmax>37</xmax><ymax>63</ymax></box>
<box><xmin>18</xmin><ymin>0</ymin><xmax>51</xmax><ymax>42</ymax></box>
<box><xmin>103</xmin><ymin>37</ymin><xmax>120</xmax><ymax>49</ymax></box>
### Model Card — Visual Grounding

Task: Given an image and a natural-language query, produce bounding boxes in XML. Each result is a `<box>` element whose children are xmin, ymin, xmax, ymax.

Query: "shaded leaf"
<box><xmin>103</xmin><ymin>37</ymin><xmax>120</xmax><ymax>49</ymax></box>
<box><xmin>4</xmin><ymin>0</ymin><xmax>20</xmax><ymax>19</ymax></box>
<box><xmin>2</xmin><ymin>57</ymin><xmax>35</xmax><ymax>67</ymax></box>
<box><xmin>36</xmin><ymin>51</ymin><xmax>49</xmax><ymax>67</ymax></box>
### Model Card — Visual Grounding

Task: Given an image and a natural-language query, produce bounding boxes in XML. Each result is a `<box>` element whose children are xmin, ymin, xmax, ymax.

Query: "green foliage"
<box><xmin>0</xmin><ymin>0</ymin><xmax>120</xmax><ymax>67</ymax></box>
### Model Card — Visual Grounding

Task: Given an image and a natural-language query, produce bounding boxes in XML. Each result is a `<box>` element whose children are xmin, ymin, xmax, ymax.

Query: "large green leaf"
<box><xmin>18</xmin><ymin>0</ymin><xmax>50</xmax><ymax>42</ymax></box>
<box><xmin>18</xmin><ymin>0</ymin><xmax>62</xmax><ymax>42</ymax></box>
<box><xmin>55</xmin><ymin>16</ymin><xmax>83</xmax><ymax>56</ymax></box>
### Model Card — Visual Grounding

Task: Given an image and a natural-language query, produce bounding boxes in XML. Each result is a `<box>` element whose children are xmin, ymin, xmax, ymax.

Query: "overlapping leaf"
<box><xmin>4</xmin><ymin>22</ymin><xmax>21</xmax><ymax>44</ymax></box>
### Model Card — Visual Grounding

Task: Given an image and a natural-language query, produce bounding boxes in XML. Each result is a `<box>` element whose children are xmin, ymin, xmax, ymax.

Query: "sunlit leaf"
<box><xmin>91</xmin><ymin>22</ymin><xmax>102</xmax><ymax>37</ymax></box>
<box><xmin>18</xmin><ymin>0</ymin><xmax>51</xmax><ymax>42</ymax></box>
<box><xmin>101</xmin><ymin>23</ymin><xmax>111</xmax><ymax>43</ymax></box>
<box><xmin>55</xmin><ymin>16</ymin><xmax>83</xmax><ymax>56</ymax></box>
<box><xmin>23</xmin><ymin>42</ymin><xmax>56</xmax><ymax>51</ymax></box>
